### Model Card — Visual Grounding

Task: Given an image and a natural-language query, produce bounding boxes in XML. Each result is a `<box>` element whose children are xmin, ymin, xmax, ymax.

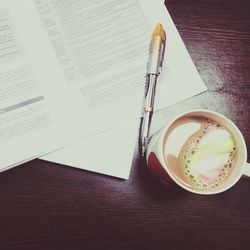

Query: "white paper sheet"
<box><xmin>33</xmin><ymin>0</ymin><xmax>151</xmax><ymax>136</ymax></box>
<box><xmin>33</xmin><ymin>0</ymin><xmax>206</xmax><ymax>130</ymax></box>
<box><xmin>41</xmin><ymin>1</ymin><xmax>207</xmax><ymax>179</ymax></box>
<box><xmin>0</xmin><ymin>0</ymin><xmax>89</xmax><ymax>171</ymax></box>
<box><xmin>42</xmin><ymin>122</ymin><xmax>138</xmax><ymax>179</ymax></box>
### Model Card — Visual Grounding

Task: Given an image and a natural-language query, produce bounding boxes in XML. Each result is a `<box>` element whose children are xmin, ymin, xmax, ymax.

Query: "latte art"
<box><xmin>163</xmin><ymin>116</ymin><xmax>237</xmax><ymax>191</ymax></box>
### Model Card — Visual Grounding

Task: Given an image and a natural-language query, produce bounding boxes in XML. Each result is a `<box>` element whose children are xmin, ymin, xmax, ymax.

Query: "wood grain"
<box><xmin>0</xmin><ymin>1</ymin><xmax>250</xmax><ymax>249</ymax></box>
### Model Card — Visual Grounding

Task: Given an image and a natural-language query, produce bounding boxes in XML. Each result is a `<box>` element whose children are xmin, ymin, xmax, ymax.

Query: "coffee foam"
<box><xmin>164</xmin><ymin>116</ymin><xmax>237</xmax><ymax>191</ymax></box>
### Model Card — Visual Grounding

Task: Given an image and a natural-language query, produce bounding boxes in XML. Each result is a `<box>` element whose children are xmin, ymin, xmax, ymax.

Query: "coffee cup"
<box><xmin>146</xmin><ymin>109</ymin><xmax>250</xmax><ymax>195</ymax></box>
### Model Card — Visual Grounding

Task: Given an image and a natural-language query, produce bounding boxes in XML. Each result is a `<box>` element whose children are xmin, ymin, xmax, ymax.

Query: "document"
<box><xmin>0</xmin><ymin>0</ymin><xmax>90</xmax><ymax>170</ymax></box>
<box><xmin>0</xmin><ymin>0</ymin><xmax>207</xmax><ymax>176</ymax></box>
<box><xmin>1</xmin><ymin>0</ymin><xmax>173</xmax><ymax>171</ymax></box>
<box><xmin>41</xmin><ymin>0</ymin><xmax>207</xmax><ymax>179</ymax></box>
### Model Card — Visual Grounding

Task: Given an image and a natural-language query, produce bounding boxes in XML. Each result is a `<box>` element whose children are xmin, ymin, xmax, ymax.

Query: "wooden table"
<box><xmin>0</xmin><ymin>0</ymin><xmax>249</xmax><ymax>249</ymax></box>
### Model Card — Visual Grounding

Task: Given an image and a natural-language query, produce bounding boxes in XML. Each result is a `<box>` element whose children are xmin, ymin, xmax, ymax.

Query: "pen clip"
<box><xmin>158</xmin><ymin>40</ymin><xmax>166</xmax><ymax>74</ymax></box>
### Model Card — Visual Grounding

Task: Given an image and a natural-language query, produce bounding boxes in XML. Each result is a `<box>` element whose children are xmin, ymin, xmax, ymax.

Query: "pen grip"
<box><xmin>144</xmin><ymin>74</ymin><xmax>157</xmax><ymax>113</ymax></box>
<box><xmin>140</xmin><ymin>74</ymin><xmax>157</xmax><ymax>141</ymax></box>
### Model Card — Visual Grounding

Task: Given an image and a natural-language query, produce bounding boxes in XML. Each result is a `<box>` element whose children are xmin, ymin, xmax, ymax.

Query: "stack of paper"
<box><xmin>0</xmin><ymin>0</ymin><xmax>206</xmax><ymax>178</ymax></box>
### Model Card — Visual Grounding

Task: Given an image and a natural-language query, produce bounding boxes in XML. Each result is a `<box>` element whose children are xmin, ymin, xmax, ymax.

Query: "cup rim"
<box><xmin>157</xmin><ymin>109</ymin><xmax>247</xmax><ymax>195</ymax></box>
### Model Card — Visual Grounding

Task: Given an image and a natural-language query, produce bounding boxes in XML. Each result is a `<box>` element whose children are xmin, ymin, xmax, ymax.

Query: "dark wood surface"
<box><xmin>1</xmin><ymin>0</ymin><xmax>250</xmax><ymax>249</ymax></box>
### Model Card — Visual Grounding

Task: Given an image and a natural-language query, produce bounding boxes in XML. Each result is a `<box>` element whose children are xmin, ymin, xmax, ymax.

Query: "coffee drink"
<box><xmin>163</xmin><ymin>115</ymin><xmax>237</xmax><ymax>192</ymax></box>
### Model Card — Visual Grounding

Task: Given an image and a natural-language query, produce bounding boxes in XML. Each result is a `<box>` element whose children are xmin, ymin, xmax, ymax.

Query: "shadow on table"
<box><xmin>131</xmin><ymin>153</ymin><xmax>188</xmax><ymax>202</ymax></box>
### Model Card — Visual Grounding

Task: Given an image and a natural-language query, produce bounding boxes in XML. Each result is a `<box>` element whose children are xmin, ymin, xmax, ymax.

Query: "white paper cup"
<box><xmin>146</xmin><ymin>109</ymin><xmax>250</xmax><ymax>195</ymax></box>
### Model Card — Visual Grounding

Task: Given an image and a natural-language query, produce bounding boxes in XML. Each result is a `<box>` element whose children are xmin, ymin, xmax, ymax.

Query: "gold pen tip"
<box><xmin>153</xmin><ymin>23</ymin><xmax>166</xmax><ymax>40</ymax></box>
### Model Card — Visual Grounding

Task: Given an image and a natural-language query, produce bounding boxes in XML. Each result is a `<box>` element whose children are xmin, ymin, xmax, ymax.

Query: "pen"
<box><xmin>139</xmin><ymin>23</ymin><xmax>166</xmax><ymax>157</ymax></box>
